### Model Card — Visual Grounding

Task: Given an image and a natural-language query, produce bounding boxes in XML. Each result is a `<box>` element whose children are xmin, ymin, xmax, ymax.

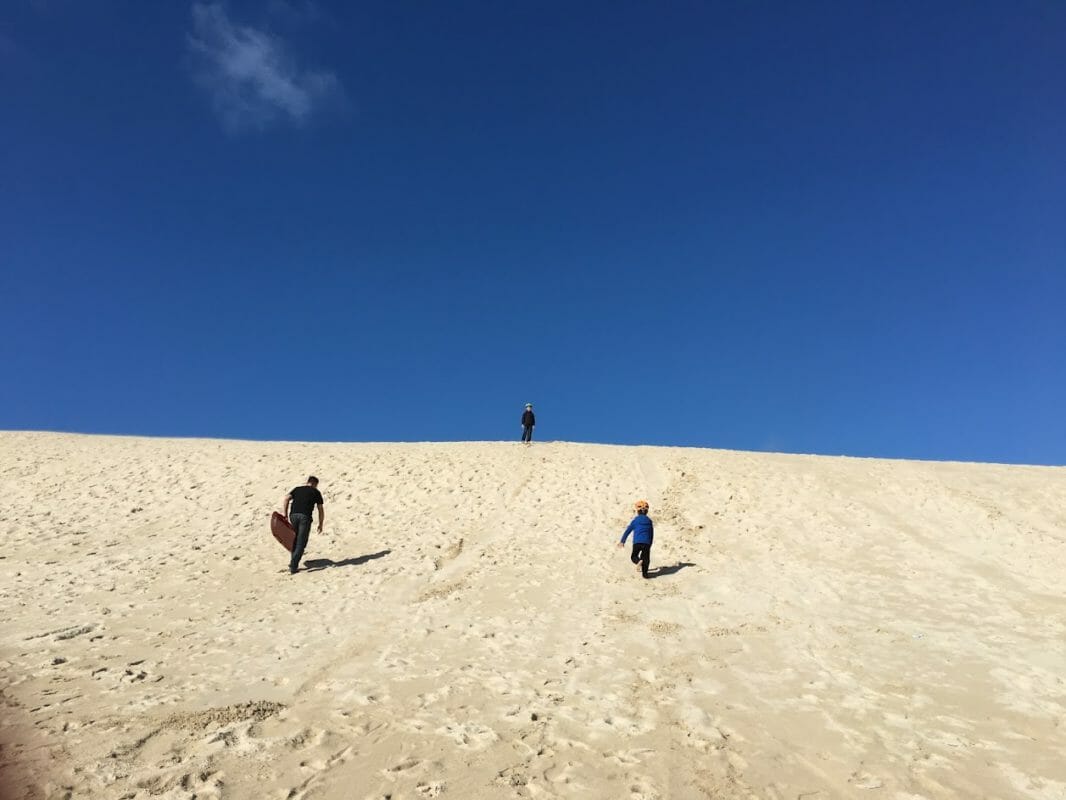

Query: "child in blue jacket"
<box><xmin>618</xmin><ymin>500</ymin><xmax>654</xmax><ymax>578</ymax></box>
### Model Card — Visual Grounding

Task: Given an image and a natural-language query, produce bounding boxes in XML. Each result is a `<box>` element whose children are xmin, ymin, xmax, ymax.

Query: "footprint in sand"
<box><xmin>848</xmin><ymin>770</ymin><xmax>884</xmax><ymax>789</ymax></box>
<box><xmin>435</xmin><ymin>720</ymin><xmax>499</xmax><ymax>749</ymax></box>
<box><xmin>649</xmin><ymin>620</ymin><xmax>681</xmax><ymax>636</ymax></box>
<box><xmin>386</xmin><ymin>757</ymin><xmax>422</xmax><ymax>773</ymax></box>
<box><xmin>432</xmin><ymin>538</ymin><xmax>464</xmax><ymax>570</ymax></box>
<box><xmin>627</xmin><ymin>776</ymin><xmax>662</xmax><ymax>799</ymax></box>
<box><xmin>604</xmin><ymin>747</ymin><xmax>654</xmax><ymax>766</ymax></box>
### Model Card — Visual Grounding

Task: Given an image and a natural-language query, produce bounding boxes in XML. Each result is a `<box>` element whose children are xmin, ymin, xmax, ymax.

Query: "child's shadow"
<box><xmin>647</xmin><ymin>561</ymin><xmax>696</xmax><ymax>579</ymax></box>
<box><xmin>304</xmin><ymin>550</ymin><xmax>391</xmax><ymax>572</ymax></box>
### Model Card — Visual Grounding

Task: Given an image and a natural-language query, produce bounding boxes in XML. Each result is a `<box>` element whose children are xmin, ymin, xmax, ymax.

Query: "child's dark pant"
<box><xmin>631</xmin><ymin>542</ymin><xmax>651</xmax><ymax>578</ymax></box>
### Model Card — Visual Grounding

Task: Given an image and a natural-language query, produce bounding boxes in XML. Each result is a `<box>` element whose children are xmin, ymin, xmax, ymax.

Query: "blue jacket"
<box><xmin>621</xmin><ymin>514</ymin><xmax>654</xmax><ymax>545</ymax></box>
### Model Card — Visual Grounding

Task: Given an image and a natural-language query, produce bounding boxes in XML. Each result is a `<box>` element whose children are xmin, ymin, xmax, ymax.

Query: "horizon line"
<box><xmin>2</xmin><ymin>428</ymin><xmax>1062</xmax><ymax>469</ymax></box>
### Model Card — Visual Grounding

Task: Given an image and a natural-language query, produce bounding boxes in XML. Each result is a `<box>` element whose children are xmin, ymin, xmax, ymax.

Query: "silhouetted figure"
<box><xmin>521</xmin><ymin>403</ymin><xmax>536</xmax><ymax>443</ymax></box>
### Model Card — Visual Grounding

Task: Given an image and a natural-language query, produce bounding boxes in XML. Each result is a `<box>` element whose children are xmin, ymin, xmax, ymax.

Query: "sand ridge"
<box><xmin>1</xmin><ymin>431</ymin><xmax>1065</xmax><ymax>799</ymax></box>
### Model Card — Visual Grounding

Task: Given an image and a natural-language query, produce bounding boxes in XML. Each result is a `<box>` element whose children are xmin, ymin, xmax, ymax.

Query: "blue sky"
<box><xmin>2</xmin><ymin>1</ymin><xmax>1064</xmax><ymax>464</ymax></box>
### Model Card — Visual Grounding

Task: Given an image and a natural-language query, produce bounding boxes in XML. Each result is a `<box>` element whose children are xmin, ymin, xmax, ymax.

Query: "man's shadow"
<box><xmin>304</xmin><ymin>550</ymin><xmax>391</xmax><ymax>572</ymax></box>
<box><xmin>647</xmin><ymin>561</ymin><xmax>696</xmax><ymax>579</ymax></box>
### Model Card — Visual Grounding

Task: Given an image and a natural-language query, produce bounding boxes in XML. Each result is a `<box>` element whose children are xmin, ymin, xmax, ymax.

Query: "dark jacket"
<box><xmin>522</xmin><ymin>409</ymin><xmax>535</xmax><ymax>427</ymax></box>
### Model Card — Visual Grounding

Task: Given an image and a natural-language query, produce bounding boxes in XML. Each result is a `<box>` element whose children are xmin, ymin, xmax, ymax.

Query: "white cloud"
<box><xmin>187</xmin><ymin>2</ymin><xmax>342</xmax><ymax>133</ymax></box>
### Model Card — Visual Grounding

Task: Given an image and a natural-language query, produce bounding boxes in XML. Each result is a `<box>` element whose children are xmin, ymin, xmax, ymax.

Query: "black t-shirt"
<box><xmin>522</xmin><ymin>410</ymin><xmax>535</xmax><ymax>427</ymax></box>
<box><xmin>289</xmin><ymin>485</ymin><xmax>324</xmax><ymax>516</ymax></box>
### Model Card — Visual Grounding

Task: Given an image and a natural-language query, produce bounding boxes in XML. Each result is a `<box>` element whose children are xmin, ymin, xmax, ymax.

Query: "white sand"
<box><xmin>1</xmin><ymin>431</ymin><xmax>1065</xmax><ymax>799</ymax></box>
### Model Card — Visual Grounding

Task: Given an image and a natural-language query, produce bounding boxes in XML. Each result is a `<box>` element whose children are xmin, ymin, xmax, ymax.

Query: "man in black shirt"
<box><xmin>521</xmin><ymin>403</ymin><xmax>535</xmax><ymax>443</ymax></box>
<box><xmin>283</xmin><ymin>476</ymin><xmax>324</xmax><ymax>574</ymax></box>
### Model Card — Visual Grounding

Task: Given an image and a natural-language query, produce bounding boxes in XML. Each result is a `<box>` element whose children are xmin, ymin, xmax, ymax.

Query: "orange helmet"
<box><xmin>634</xmin><ymin>499</ymin><xmax>649</xmax><ymax>513</ymax></box>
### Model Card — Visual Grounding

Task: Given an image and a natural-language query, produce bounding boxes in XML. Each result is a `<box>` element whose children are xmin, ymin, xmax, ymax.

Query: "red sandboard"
<box><xmin>271</xmin><ymin>512</ymin><xmax>296</xmax><ymax>553</ymax></box>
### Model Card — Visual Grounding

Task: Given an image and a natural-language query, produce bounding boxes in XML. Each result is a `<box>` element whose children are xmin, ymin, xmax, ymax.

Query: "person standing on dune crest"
<box><xmin>618</xmin><ymin>500</ymin><xmax>654</xmax><ymax>578</ymax></box>
<box><xmin>283</xmin><ymin>476</ymin><xmax>324</xmax><ymax>575</ymax></box>
<box><xmin>521</xmin><ymin>403</ymin><xmax>536</xmax><ymax>443</ymax></box>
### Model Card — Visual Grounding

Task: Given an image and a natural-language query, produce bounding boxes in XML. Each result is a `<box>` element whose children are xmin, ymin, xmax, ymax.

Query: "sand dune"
<box><xmin>1</xmin><ymin>431</ymin><xmax>1065</xmax><ymax>799</ymax></box>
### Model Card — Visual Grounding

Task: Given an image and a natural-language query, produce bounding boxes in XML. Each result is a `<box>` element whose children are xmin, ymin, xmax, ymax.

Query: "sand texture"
<box><xmin>1</xmin><ymin>431</ymin><xmax>1065</xmax><ymax>799</ymax></box>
